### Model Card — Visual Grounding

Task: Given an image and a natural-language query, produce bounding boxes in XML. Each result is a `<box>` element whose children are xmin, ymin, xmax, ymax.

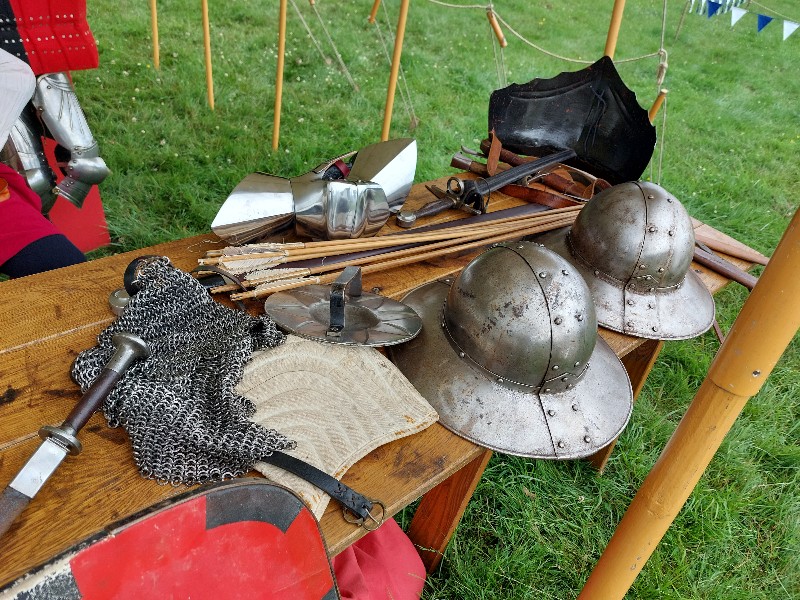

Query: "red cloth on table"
<box><xmin>332</xmin><ymin>518</ymin><xmax>426</xmax><ymax>599</ymax></box>
<box><xmin>0</xmin><ymin>163</ymin><xmax>61</xmax><ymax>266</ymax></box>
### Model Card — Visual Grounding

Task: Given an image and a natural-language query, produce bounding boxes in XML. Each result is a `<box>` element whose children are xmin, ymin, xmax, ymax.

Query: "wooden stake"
<box><xmin>648</xmin><ymin>88</ymin><xmax>668</xmax><ymax>123</ymax></box>
<box><xmin>150</xmin><ymin>0</ymin><xmax>160</xmax><ymax>69</ymax></box>
<box><xmin>273</xmin><ymin>0</ymin><xmax>288</xmax><ymax>150</ymax></box>
<box><xmin>368</xmin><ymin>0</ymin><xmax>382</xmax><ymax>24</ymax></box>
<box><xmin>486</xmin><ymin>9</ymin><xmax>507</xmax><ymax>48</ymax></box>
<box><xmin>578</xmin><ymin>207</ymin><xmax>800</xmax><ymax>599</ymax></box>
<box><xmin>604</xmin><ymin>0</ymin><xmax>627</xmax><ymax>59</ymax></box>
<box><xmin>381</xmin><ymin>0</ymin><xmax>410</xmax><ymax>141</ymax></box>
<box><xmin>201</xmin><ymin>0</ymin><xmax>215</xmax><ymax>110</ymax></box>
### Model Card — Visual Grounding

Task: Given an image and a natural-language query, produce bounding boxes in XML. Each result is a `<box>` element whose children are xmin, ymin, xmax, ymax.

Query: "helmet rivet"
<box><xmin>561</xmin><ymin>376</ymin><xmax>568</xmax><ymax>382</ymax></box>
<box><xmin>552</xmin><ymin>365</ymin><xmax>560</xmax><ymax>371</ymax></box>
<box><xmin>539</xmin><ymin>272</ymin><xmax>548</xmax><ymax>278</ymax></box>
<box><xmin>627</xmin><ymin>283</ymin><xmax>635</xmax><ymax>291</ymax></box>
<box><xmin>544</xmin><ymin>388</ymin><xmax>551</xmax><ymax>393</ymax></box>
<box><xmin>649</xmin><ymin>287</ymin><xmax>655</xmax><ymax>292</ymax></box>
<box><xmin>584</xmin><ymin>436</ymin><xmax>592</xmax><ymax>443</ymax></box>
<box><xmin>658</xmin><ymin>267</ymin><xmax>665</xmax><ymax>273</ymax></box>
<box><xmin>648</xmin><ymin>302</ymin><xmax>655</xmax><ymax>309</ymax></box>
<box><xmin>566</xmin><ymin>383</ymin><xmax>573</xmax><ymax>389</ymax></box>
<box><xmin>497</xmin><ymin>377</ymin><xmax>504</xmax><ymax>384</ymax></box>
<box><xmin>667</xmin><ymin>197</ymin><xmax>673</xmax><ymax>203</ymax></box>
<box><xmin>562</xmin><ymin>269</ymin><xmax>569</xmax><ymax>275</ymax></box>
<box><xmin>652</xmin><ymin>326</ymin><xmax>659</xmax><ymax>332</ymax></box>
<box><xmin>648</xmin><ymin>226</ymin><xmax>656</xmax><ymax>233</ymax></box>
<box><xmin>594</xmin><ymin>270</ymin><xmax>600</xmax><ymax>276</ymax></box>
<box><xmin>557</xmin><ymin>441</ymin><xmax>565</xmax><ymax>448</ymax></box>
<box><xmin>459</xmin><ymin>351</ymin><xmax>465</xmax><ymax>358</ymax></box>
<box><xmin>647</xmin><ymin>194</ymin><xmax>655</xmax><ymax>199</ymax></box>
<box><xmin>627</xmin><ymin>299</ymin><xmax>635</xmax><ymax>306</ymax></box>
<box><xmin>554</xmin><ymin>317</ymin><xmax>563</xmax><ymax>325</ymax></box>
<box><xmin>627</xmin><ymin>321</ymin><xmax>635</xmax><ymax>328</ymax></box>
<box><xmin>668</xmin><ymin>230</ymin><xmax>675</xmax><ymax>236</ymax></box>
<box><xmin>574</xmin><ymin>361</ymin><xmax>581</xmax><ymax>367</ymax></box>
<box><xmin>571</xmin><ymin>404</ymin><xmax>579</xmax><ymax>411</ymax></box>
<box><xmin>639</xmin><ymin>264</ymin><xmax>647</xmax><ymax>270</ymax></box>
<box><xmin>547</xmin><ymin>409</ymin><xmax>555</xmax><ymax>416</ymax></box>
<box><xmin>517</xmin><ymin>245</ymin><xmax>525</xmax><ymax>250</ymax></box>
<box><xmin>576</xmin><ymin>314</ymin><xmax>584</xmax><ymax>321</ymax></box>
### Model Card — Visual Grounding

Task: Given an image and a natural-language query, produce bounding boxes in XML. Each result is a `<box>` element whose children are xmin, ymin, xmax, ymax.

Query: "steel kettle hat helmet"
<box><xmin>390</xmin><ymin>242</ymin><xmax>633</xmax><ymax>459</ymax></box>
<box><xmin>539</xmin><ymin>181</ymin><xmax>715</xmax><ymax>340</ymax></box>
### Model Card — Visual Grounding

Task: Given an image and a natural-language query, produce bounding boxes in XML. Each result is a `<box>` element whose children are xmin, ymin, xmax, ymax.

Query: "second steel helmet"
<box><xmin>390</xmin><ymin>242</ymin><xmax>633</xmax><ymax>459</ymax></box>
<box><xmin>539</xmin><ymin>181</ymin><xmax>715</xmax><ymax>340</ymax></box>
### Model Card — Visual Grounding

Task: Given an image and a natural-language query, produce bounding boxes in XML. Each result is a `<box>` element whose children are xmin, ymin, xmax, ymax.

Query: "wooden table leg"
<box><xmin>407</xmin><ymin>448</ymin><xmax>493</xmax><ymax>573</ymax></box>
<box><xmin>587</xmin><ymin>338</ymin><xmax>664</xmax><ymax>472</ymax></box>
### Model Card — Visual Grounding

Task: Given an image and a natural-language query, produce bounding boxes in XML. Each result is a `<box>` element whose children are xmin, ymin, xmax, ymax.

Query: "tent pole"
<box><xmin>150</xmin><ymin>0</ymin><xmax>160</xmax><ymax>69</ymax></box>
<box><xmin>578</xmin><ymin>207</ymin><xmax>800</xmax><ymax>599</ymax></box>
<box><xmin>604</xmin><ymin>0</ymin><xmax>627</xmax><ymax>59</ymax></box>
<box><xmin>272</xmin><ymin>0</ymin><xmax>288</xmax><ymax>150</ymax></box>
<box><xmin>201</xmin><ymin>0</ymin><xmax>214</xmax><ymax>110</ymax></box>
<box><xmin>381</xmin><ymin>0</ymin><xmax>410</xmax><ymax>141</ymax></box>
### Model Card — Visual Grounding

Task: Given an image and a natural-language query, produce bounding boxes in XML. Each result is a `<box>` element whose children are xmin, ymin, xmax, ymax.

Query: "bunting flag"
<box><xmin>731</xmin><ymin>6</ymin><xmax>747</xmax><ymax>26</ymax></box>
<box><xmin>708</xmin><ymin>1</ymin><xmax>722</xmax><ymax>18</ymax></box>
<box><xmin>783</xmin><ymin>20</ymin><xmax>799</xmax><ymax>40</ymax></box>
<box><xmin>699</xmin><ymin>1</ymin><xmax>797</xmax><ymax>39</ymax></box>
<box><xmin>758</xmin><ymin>14</ymin><xmax>774</xmax><ymax>32</ymax></box>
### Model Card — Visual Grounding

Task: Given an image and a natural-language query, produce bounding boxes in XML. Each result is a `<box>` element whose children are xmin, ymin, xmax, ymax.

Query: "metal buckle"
<box><xmin>342</xmin><ymin>498</ymin><xmax>386</xmax><ymax>531</ymax></box>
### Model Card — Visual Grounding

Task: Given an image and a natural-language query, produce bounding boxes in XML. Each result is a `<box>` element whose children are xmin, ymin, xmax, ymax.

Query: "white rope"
<box><xmin>310</xmin><ymin>1</ymin><xmax>359</xmax><ymax>92</ymax></box>
<box><xmin>748</xmin><ymin>1</ymin><xmax>795</xmax><ymax>21</ymax></box>
<box><xmin>288</xmin><ymin>0</ymin><xmax>331</xmax><ymax>66</ymax></box>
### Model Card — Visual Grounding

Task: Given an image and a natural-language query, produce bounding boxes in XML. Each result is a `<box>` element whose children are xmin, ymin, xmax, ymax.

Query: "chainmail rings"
<box><xmin>71</xmin><ymin>256</ymin><xmax>295</xmax><ymax>485</ymax></box>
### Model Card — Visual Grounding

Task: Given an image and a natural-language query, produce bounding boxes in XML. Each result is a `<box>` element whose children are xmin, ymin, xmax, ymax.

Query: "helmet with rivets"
<box><xmin>390</xmin><ymin>241</ymin><xmax>633</xmax><ymax>459</ymax></box>
<box><xmin>540</xmin><ymin>181</ymin><xmax>715</xmax><ymax>340</ymax></box>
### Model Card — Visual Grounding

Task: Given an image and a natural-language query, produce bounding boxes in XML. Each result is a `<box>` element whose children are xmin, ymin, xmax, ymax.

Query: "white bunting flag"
<box><xmin>731</xmin><ymin>6</ymin><xmax>747</xmax><ymax>26</ymax></box>
<box><xmin>784</xmin><ymin>20</ymin><xmax>799</xmax><ymax>40</ymax></box>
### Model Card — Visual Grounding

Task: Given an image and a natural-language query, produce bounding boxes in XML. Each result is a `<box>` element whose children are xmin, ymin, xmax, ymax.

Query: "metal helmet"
<box><xmin>539</xmin><ymin>181</ymin><xmax>715</xmax><ymax>340</ymax></box>
<box><xmin>390</xmin><ymin>242</ymin><xmax>633</xmax><ymax>459</ymax></box>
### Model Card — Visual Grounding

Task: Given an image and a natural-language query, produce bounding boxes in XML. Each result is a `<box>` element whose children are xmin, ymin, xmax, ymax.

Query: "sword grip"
<box><xmin>0</xmin><ymin>487</ymin><xmax>31</xmax><ymax>538</ymax></box>
<box><xmin>62</xmin><ymin>368</ymin><xmax>125</xmax><ymax>432</ymax></box>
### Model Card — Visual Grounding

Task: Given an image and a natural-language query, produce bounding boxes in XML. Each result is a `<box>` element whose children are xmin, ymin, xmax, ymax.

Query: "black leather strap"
<box><xmin>261</xmin><ymin>451</ymin><xmax>384</xmax><ymax>530</ymax></box>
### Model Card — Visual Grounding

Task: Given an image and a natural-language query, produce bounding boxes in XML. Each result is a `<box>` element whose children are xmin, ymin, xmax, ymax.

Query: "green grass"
<box><xmin>79</xmin><ymin>0</ymin><xmax>799</xmax><ymax>597</ymax></box>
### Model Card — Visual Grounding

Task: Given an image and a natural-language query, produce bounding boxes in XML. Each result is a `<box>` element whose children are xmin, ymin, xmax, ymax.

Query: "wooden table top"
<box><xmin>0</xmin><ymin>178</ymin><xmax>753</xmax><ymax>586</ymax></box>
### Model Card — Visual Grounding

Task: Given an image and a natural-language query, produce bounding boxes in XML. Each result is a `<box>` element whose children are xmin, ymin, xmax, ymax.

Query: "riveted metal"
<box><xmin>554</xmin><ymin>317</ymin><xmax>563</xmax><ymax>325</ymax></box>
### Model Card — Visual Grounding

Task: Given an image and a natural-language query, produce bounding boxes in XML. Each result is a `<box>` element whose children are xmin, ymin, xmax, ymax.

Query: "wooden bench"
<box><xmin>0</xmin><ymin>179</ymin><xmax>753</xmax><ymax>584</ymax></box>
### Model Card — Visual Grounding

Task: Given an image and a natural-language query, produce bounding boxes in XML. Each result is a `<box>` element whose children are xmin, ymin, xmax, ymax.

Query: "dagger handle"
<box><xmin>0</xmin><ymin>487</ymin><xmax>31</xmax><ymax>538</ymax></box>
<box><xmin>62</xmin><ymin>333</ymin><xmax>149</xmax><ymax>434</ymax></box>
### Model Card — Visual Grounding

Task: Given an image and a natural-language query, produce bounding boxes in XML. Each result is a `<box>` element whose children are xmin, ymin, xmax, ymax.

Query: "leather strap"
<box><xmin>498</xmin><ymin>184</ymin><xmax>582</xmax><ymax>209</ymax></box>
<box><xmin>261</xmin><ymin>451</ymin><xmax>385</xmax><ymax>530</ymax></box>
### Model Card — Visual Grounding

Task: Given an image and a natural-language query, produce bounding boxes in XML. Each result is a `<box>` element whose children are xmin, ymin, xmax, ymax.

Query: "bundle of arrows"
<box><xmin>198</xmin><ymin>205</ymin><xmax>583</xmax><ymax>301</ymax></box>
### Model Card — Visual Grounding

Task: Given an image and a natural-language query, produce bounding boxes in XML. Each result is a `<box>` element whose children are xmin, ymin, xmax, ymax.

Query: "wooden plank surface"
<box><xmin>0</xmin><ymin>178</ymin><xmax>756</xmax><ymax>586</ymax></box>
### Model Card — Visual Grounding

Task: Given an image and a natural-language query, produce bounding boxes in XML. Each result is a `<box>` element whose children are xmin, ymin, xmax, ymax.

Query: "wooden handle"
<box><xmin>648</xmin><ymin>89</ymin><xmax>668</xmax><ymax>123</ymax></box>
<box><xmin>150</xmin><ymin>0</ymin><xmax>160</xmax><ymax>69</ymax></box>
<box><xmin>487</xmin><ymin>10</ymin><xmax>507</xmax><ymax>48</ymax></box>
<box><xmin>693</xmin><ymin>247</ymin><xmax>758</xmax><ymax>291</ymax></box>
<box><xmin>201</xmin><ymin>0</ymin><xmax>214</xmax><ymax>110</ymax></box>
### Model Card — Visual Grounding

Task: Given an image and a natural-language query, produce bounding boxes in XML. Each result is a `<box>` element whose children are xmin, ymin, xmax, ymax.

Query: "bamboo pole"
<box><xmin>150</xmin><ymin>0</ymin><xmax>160</xmax><ymax>69</ymax></box>
<box><xmin>648</xmin><ymin>88</ymin><xmax>668</xmax><ymax>123</ymax></box>
<box><xmin>604</xmin><ymin>0</ymin><xmax>627</xmax><ymax>59</ymax></box>
<box><xmin>273</xmin><ymin>0</ymin><xmax>288</xmax><ymax>150</ymax></box>
<box><xmin>578</xmin><ymin>208</ymin><xmax>800</xmax><ymax>599</ymax></box>
<box><xmin>381</xmin><ymin>0</ymin><xmax>410</xmax><ymax>141</ymax></box>
<box><xmin>368</xmin><ymin>0</ymin><xmax>382</xmax><ymax>24</ymax></box>
<box><xmin>201</xmin><ymin>0</ymin><xmax>215</xmax><ymax>110</ymax></box>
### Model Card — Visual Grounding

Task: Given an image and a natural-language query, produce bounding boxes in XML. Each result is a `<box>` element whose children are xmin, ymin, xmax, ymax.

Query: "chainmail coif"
<box><xmin>71</xmin><ymin>256</ymin><xmax>296</xmax><ymax>485</ymax></box>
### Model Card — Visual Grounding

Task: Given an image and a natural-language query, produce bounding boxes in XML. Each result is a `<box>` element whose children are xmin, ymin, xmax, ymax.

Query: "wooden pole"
<box><xmin>578</xmin><ymin>207</ymin><xmax>800</xmax><ymax>600</ymax></box>
<box><xmin>273</xmin><ymin>0</ymin><xmax>288</xmax><ymax>150</ymax></box>
<box><xmin>604</xmin><ymin>0</ymin><xmax>627</xmax><ymax>59</ymax></box>
<box><xmin>648</xmin><ymin>88</ymin><xmax>668</xmax><ymax>123</ymax></box>
<box><xmin>381</xmin><ymin>0</ymin><xmax>410</xmax><ymax>141</ymax></box>
<box><xmin>150</xmin><ymin>0</ymin><xmax>160</xmax><ymax>69</ymax></box>
<box><xmin>201</xmin><ymin>0</ymin><xmax>215</xmax><ymax>110</ymax></box>
<box><xmin>368</xmin><ymin>0</ymin><xmax>382</xmax><ymax>24</ymax></box>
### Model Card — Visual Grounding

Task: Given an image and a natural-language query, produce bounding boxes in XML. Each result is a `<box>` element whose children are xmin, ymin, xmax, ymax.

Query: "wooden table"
<box><xmin>0</xmin><ymin>179</ymin><xmax>753</xmax><ymax>584</ymax></box>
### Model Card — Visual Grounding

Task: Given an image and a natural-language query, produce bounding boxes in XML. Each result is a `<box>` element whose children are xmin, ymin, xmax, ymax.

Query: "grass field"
<box><xmin>77</xmin><ymin>0</ymin><xmax>799</xmax><ymax>597</ymax></box>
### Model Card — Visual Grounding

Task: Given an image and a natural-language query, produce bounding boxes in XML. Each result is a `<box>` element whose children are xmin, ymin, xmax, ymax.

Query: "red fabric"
<box><xmin>332</xmin><ymin>519</ymin><xmax>426</xmax><ymax>600</ymax></box>
<box><xmin>5</xmin><ymin>0</ymin><xmax>98</xmax><ymax>74</ymax></box>
<box><xmin>0</xmin><ymin>163</ymin><xmax>60</xmax><ymax>265</ymax></box>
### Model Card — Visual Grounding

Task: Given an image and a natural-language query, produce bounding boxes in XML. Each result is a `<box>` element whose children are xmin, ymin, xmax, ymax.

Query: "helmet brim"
<box><xmin>539</xmin><ymin>227</ymin><xmax>716</xmax><ymax>340</ymax></box>
<box><xmin>390</xmin><ymin>280</ymin><xmax>633</xmax><ymax>459</ymax></box>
